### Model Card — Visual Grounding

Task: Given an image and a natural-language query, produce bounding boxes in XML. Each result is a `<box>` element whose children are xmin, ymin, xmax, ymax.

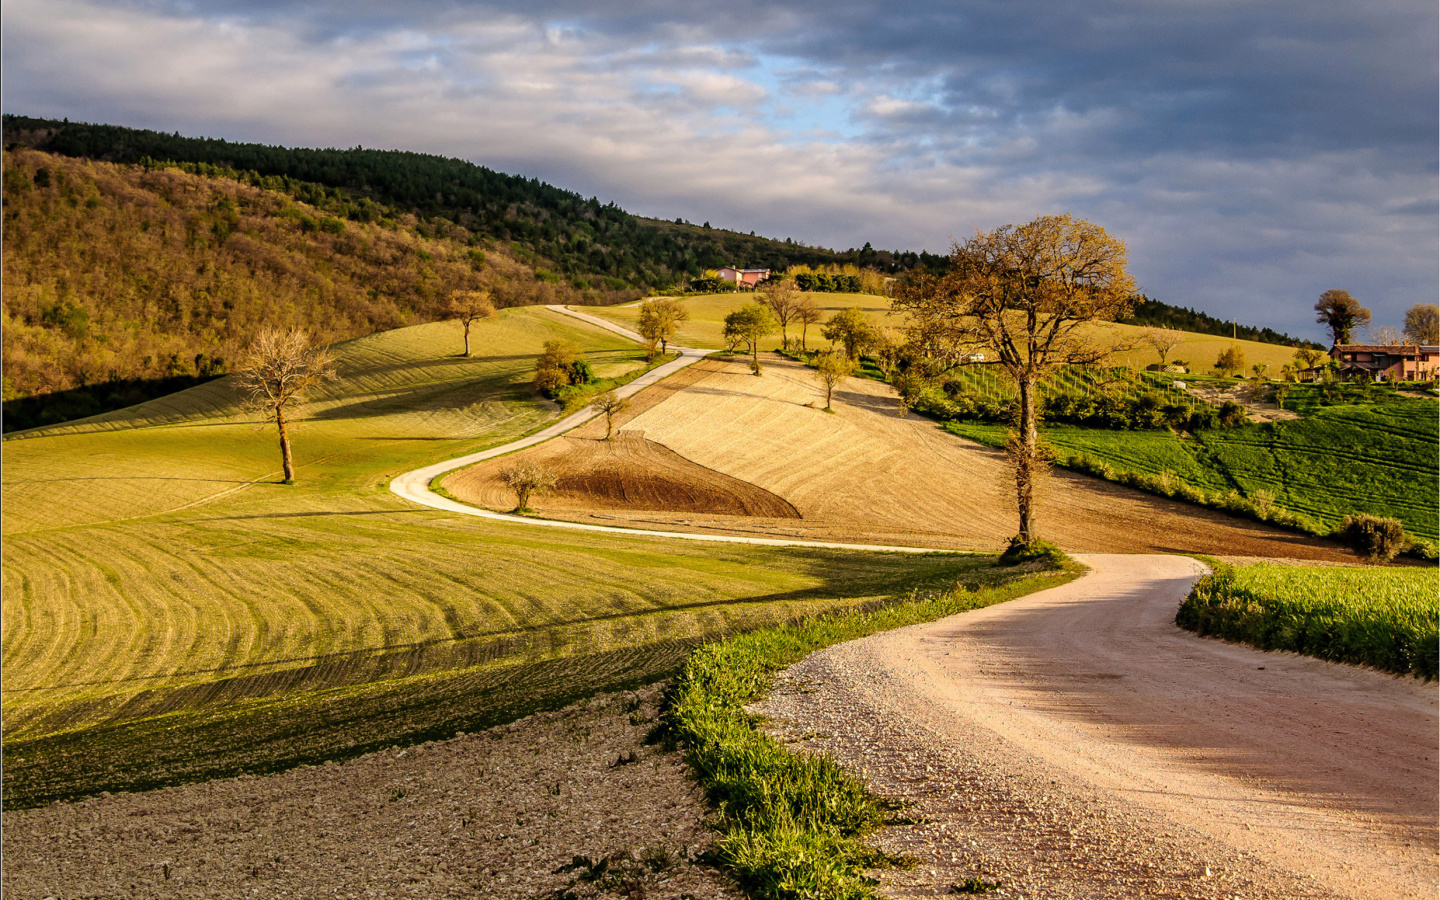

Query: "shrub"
<box><xmin>1338</xmin><ymin>514</ymin><xmax>1409</xmax><ymax>563</ymax></box>
<box><xmin>998</xmin><ymin>537</ymin><xmax>1068</xmax><ymax>567</ymax></box>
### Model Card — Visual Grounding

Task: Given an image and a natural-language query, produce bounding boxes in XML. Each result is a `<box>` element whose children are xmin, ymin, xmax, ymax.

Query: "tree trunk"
<box><xmin>516</xmin><ymin>485</ymin><xmax>531</xmax><ymax>511</ymax></box>
<box><xmin>276</xmin><ymin>404</ymin><xmax>295</xmax><ymax>482</ymax></box>
<box><xmin>801</xmin><ymin>324</ymin><xmax>807</xmax><ymax>351</ymax></box>
<box><xmin>463</xmin><ymin>320</ymin><xmax>472</xmax><ymax>357</ymax></box>
<box><xmin>1014</xmin><ymin>375</ymin><xmax>1039</xmax><ymax>543</ymax></box>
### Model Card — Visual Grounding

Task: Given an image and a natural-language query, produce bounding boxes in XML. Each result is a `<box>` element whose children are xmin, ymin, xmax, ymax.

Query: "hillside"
<box><xmin>1</xmin><ymin>148</ymin><xmax>630</xmax><ymax>428</ymax></box>
<box><xmin>1</xmin><ymin>307</ymin><xmax>980</xmax><ymax>807</ymax></box>
<box><xmin>4</xmin><ymin>114</ymin><xmax>948</xmax><ymax>290</ymax></box>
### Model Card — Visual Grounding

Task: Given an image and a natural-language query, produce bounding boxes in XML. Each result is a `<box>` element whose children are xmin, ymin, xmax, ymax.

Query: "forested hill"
<box><xmin>4</xmin><ymin>114</ymin><xmax>947</xmax><ymax>289</ymax></box>
<box><xmin>1</xmin><ymin>147</ymin><xmax>611</xmax><ymax>430</ymax></box>
<box><xmin>1122</xmin><ymin>297</ymin><xmax>1321</xmax><ymax>349</ymax></box>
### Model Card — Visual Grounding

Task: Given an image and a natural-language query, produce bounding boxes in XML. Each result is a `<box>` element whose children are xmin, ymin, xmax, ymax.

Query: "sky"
<box><xmin>4</xmin><ymin>0</ymin><xmax>1435</xmax><ymax>339</ymax></box>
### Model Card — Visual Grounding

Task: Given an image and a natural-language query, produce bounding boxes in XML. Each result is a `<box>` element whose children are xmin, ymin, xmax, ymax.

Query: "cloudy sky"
<box><xmin>5</xmin><ymin>0</ymin><xmax>1435</xmax><ymax>338</ymax></box>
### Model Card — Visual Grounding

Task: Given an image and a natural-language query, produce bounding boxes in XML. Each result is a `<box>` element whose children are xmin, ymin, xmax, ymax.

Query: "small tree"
<box><xmin>592</xmin><ymin>389</ymin><xmax>631</xmax><ymax>440</ymax></box>
<box><xmin>1141</xmin><ymin>327</ymin><xmax>1186</xmax><ymax>366</ymax></box>
<box><xmin>722</xmin><ymin>302</ymin><xmax>777</xmax><ymax>373</ymax></box>
<box><xmin>1214</xmin><ymin>346</ymin><xmax>1246</xmax><ymax>377</ymax></box>
<box><xmin>1403</xmin><ymin>303</ymin><xmax>1438</xmax><ymax>345</ymax></box>
<box><xmin>821</xmin><ymin>307</ymin><xmax>876</xmax><ymax>360</ymax></box>
<box><xmin>795</xmin><ymin>297</ymin><xmax>822</xmax><ymax>351</ymax></box>
<box><xmin>448</xmin><ymin>290</ymin><xmax>496</xmax><ymax>357</ymax></box>
<box><xmin>759</xmin><ymin>281</ymin><xmax>800</xmax><ymax>349</ymax></box>
<box><xmin>813</xmin><ymin>352</ymin><xmax>855</xmax><ymax>410</ymax></box>
<box><xmin>236</xmin><ymin>328</ymin><xmax>338</xmax><ymax>483</ymax></box>
<box><xmin>1251</xmin><ymin>362</ymin><xmax>1269</xmax><ymax>380</ymax></box>
<box><xmin>535</xmin><ymin>340</ymin><xmax>590</xmax><ymax>397</ymax></box>
<box><xmin>638</xmin><ymin>297</ymin><xmax>690</xmax><ymax>358</ymax></box>
<box><xmin>1315</xmin><ymin>289</ymin><xmax>1370</xmax><ymax>346</ymax></box>
<box><xmin>502</xmin><ymin>461</ymin><xmax>558</xmax><ymax>513</ymax></box>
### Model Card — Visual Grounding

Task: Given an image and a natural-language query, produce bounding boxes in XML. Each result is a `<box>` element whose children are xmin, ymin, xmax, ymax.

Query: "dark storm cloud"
<box><xmin>4</xmin><ymin>0</ymin><xmax>1435</xmax><ymax>336</ymax></box>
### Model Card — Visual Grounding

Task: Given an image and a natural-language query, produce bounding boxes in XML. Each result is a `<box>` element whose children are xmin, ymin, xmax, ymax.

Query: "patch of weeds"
<box><xmin>950</xmin><ymin>877</ymin><xmax>1004</xmax><ymax>894</ymax></box>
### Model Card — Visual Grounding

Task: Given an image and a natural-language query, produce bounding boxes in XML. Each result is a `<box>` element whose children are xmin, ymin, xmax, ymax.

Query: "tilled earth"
<box><xmin>2</xmin><ymin>686</ymin><xmax>735</xmax><ymax>900</ymax></box>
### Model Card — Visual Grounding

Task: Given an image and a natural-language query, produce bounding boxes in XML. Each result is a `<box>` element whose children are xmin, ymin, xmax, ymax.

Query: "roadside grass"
<box><xmin>2</xmin><ymin>307</ymin><xmax>974</xmax><ymax>808</ymax></box>
<box><xmin>662</xmin><ymin>556</ymin><xmax>1081</xmax><ymax>900</ymax></box>
<box><xmin>946</xmin><ymin>399</ymin><xmax>1439</xmax><ymax>544</ymax></box>
<box><xmin>1177</xmin><ymin>563</ymin><xmax>1439</xmax><ymax>679</ymax></box>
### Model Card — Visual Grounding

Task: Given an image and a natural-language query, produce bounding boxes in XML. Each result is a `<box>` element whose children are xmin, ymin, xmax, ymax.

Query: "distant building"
<box><xmin>1330</xmin><ymin>344</ymin><xmax>1439</xmax><ymax>381</ymax></box>
<box><xmin>717</xmin><ymin>266</ymin><xmax>771</xmax><ymax>288</ymax></box>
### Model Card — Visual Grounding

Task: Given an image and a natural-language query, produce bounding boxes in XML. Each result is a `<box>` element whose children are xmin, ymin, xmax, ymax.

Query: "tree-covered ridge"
<box><xmin>4</xmin><ymin>115</ymin><xmax>948</xmax><ymax>289</ymax></box>
<box><xmin>1</xmin><ymin>148</ymin><xmax>613</xmax><ymax>429</ymax></box>
<box><xmin>1123</xmin><ymin>296</ymin><xmax>1321</xmax><ymax>349</ymax></box>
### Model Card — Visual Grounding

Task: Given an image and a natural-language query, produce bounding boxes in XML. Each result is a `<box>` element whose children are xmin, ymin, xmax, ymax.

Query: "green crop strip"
<box><xmin>1176</xmin><ymin>563</ymin><xmax>1439</xmax><ymax>679</ymax></box>
<box><xmin>661</xmin><ymin>557</ymin><xmax>1080</xmax><ymax>900</ymax></box>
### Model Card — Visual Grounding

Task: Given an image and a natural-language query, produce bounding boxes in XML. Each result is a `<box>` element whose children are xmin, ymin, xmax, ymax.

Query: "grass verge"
<box><xmin>1176</xmin><ymin>563</ymin><xmax>1439</xmax><ymax>679</ymax></box>
<box><xmin>660</xmin><ymin>556</ymin><xmax>1081</xmax><ymax>900</ymax></box>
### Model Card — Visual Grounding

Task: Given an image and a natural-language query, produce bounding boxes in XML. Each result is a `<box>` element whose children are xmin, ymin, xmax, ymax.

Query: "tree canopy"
<box><xmin>1314</xmin><ymin>289</ymin><xmax>1371</xmax><ymax>346</ymax></box>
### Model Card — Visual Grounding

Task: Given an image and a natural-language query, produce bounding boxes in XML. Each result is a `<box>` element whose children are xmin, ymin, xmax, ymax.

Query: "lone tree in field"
<box><xmin>592</xmin><ymin>389</ymin><xmax>631</xmax><ymax>440</ymax></box>
<box><xmin>1214</xmin><ymin>345</ymin><xmax>1247</xmax><ymax>377</ymax></box>
<box><xmin>893</xmin><ymin>214</ymin><xmax>1135</xmax><ymax>549</ymax></box>
<box><xmin>759</xmin><ymin>281</ymin><xmax>800</xmax><ymax>349</ymax></box>
<box><xmin>813</xmin><ymin>351</ymin><xmax>856</xmax><ymax>410</ymax></box>
<box><xmin>1403</xmin><ymin>303</ymin><xmax>1438</xmax><ymax>345</ymax></box>
<box><xmin>449</xmin><ymin>290</ymin><xmax>496</xmax><ymax>357</ymax></box>
<box><xmin>1141</xmin><ymin>326</ymin><xmax>1185</xmax><ymax>366</ymax></box>
<box><xmin>501</xmin><ymin>461</ymin><xmax>558</xmax><ymax>513</ymax></box>
<box><xmin>1315</xmin><ymin>289</ymin><xmax>1370</xmax><ymax>346</ymax></box>
<box><xmin>638</xmin><ymin>297</ymin><xmax>690</xmax><ymax>358</ymax></box>
<box><xmin>821</xmin><ymin>307</ymin><xmax>877</xmax><ymax>360</ymax></box>
<box><xmin>795</xmin><ymin>296</ymin><xmax>822</xmax><ymax>351</ymax></box>
<box><xmin>237</xmin><ymin>328</ymin><xmax>338</xmax><ymax>484</ymax></box>
<box><xmin>723</xmin><ymin>302</ymin><xmax>777</xmax><ymax>374</ymax></box>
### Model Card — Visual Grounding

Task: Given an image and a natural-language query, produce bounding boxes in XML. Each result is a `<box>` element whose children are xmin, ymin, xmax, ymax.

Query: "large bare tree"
<box><xmin>893</xmin><ymin>214</ymin><xmax>1136</xmax><ymax>548</ymax></box>
<box><xmin>236</xmin><ymin>328</ymin><xmax>338</xmax><ymax>483</ymax></box>
<box><xmin>759</xmin><ymin>281</ymin><xmax>800</xmax><ymax>348</ymax></box>
<box><xmin>449</xmin><ymin>290</ymin><xmax>496</xmax><ymax>357</ymax></box>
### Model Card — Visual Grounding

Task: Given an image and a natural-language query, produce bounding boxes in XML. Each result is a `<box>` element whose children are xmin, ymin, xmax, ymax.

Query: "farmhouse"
<box><xmin>1330</xmin><ymin>344</ymin><xmax>1439</xmax><ymax>381</ymax></box>
<box><xmin>717</xmin><ymin>266</ymin><xmax>771</xmax><ymax>288</ymax></box>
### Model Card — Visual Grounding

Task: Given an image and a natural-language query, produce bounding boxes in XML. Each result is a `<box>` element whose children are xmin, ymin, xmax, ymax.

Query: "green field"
<box><xmin>2</xmin><ymin>307</ymin><xmax>989</xmax><ymax>808</ymax></box>
<box><xmin>1177</xmin><ymin>563</ymin><xmax>1439</xmax><ymax>678</ymax></box>
<box><xmin>948</xmin><ymin>400</ymin><xmax>1439</xmax><ymax>542</ymax></box>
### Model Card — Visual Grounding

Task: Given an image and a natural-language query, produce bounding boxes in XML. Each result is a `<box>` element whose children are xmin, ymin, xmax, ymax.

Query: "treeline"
<box><xmin>2</xmin><ymin>148</ymin><xmax>628</xmax><ymax>430</ymax></box>
<box><xmin>4</xmin><ymin>115</ymin><xmax>948</xmax><ymax>290</ymax></box>
<box><xmin>1123</xmin><ymin>297</ymin><xmax>1322</xmax><ymax>349</ymax></box>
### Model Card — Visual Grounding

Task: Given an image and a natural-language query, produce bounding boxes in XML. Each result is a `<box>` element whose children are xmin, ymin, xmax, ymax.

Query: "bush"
<box><xmin>998</xmin><ymin>537</ymin><xmax>1068</xmax><ymax>567</ymax></box>
<box><xmin>1338</xmin><ymin>514</ymin><xmax>1409</xmax><ymax>563</ymax></box>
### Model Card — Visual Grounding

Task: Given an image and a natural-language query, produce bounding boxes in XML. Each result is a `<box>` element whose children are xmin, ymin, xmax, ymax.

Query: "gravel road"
<box><xmin>757</xmin><ymin>554</ymin><xmax>1438</xmax><ymax>899</ymax></box>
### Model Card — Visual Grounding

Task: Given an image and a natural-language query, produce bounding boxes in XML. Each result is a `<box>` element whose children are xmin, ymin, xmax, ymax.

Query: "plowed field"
<box><xmin>450</xmin><ymin>354</ymin><xmax>1351</xmax><ymax>560</ymax></box>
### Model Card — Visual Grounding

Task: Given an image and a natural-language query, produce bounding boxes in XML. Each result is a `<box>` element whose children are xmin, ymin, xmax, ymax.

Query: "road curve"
<box><xmin>388</xmin><ymin>305</ymin><xmax>959</xmax><ymax>554</ymax></box>
<box><xmin>759</xmin><ymin>554</ymin><xmax>1438</xmax><ymax>899</ymax></box>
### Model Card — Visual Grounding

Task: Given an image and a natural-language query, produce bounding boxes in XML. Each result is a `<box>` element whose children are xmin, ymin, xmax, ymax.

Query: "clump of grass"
<box><xmin>1176</xmin><ymin>563</ymin><xmax>1439</xmax><ymax>679</ymax></box>
<box><xmin>661</xmin><ymin>558</ymin><xmax>1079</xmax><ymax>900</ymax></box>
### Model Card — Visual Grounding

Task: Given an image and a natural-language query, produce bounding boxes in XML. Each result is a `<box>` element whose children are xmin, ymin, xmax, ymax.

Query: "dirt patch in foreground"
<box><xmin>2</xmin><ymin>687</ymin><xmax>734</xmax><ymax>900</ymax></box>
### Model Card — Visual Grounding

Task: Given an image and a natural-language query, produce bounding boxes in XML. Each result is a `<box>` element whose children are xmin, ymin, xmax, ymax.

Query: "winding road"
<box><xmin>389</xmin><ymin>305</ymin><xmax>957</xmax><ymax>553</ymax></box>
<box><xmin>759</xmin><ymin>554</ymin><xmax>1439</xmax><ymax>899</ymax></box>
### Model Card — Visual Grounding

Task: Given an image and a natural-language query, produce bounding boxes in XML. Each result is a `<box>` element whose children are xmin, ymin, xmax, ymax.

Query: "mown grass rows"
<box><xmin>1176</xmin><ymin>563</ymin><xmax>1439</xmax><ymax>679</ymax></box>
<box><xmin>662</xmin><ymin>558</ymin><xmax>1078</xmax><ymax>900</ymax></box>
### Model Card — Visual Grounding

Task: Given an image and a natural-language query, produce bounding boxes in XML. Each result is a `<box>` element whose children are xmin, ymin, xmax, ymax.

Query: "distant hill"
<box><xmin>1</xmin><ymin>147</ymin><xmax>619</xmax><ymax>430</ymax></box>
<box><xmin>4</xmin><ymin>114</ymin><xmax>949</xmax><ymax>290</ymax></box>
<box><xmin>1123</xmin><ymin>297</ymin><xmax>1321</xmax><ymax>349</ymax></box>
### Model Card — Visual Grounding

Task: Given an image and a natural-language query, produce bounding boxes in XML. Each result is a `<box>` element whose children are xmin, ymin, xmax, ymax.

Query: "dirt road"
<box><xmin>757</xmin><ymin>555</ymin><xmax>1438</xmax><ymax>899</ymax></box>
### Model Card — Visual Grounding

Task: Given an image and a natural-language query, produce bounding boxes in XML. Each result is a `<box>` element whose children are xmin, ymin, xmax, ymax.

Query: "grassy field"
<box><xmin>1177</xmin><ymin>563</ymin><xmax>1439</xmax><ymax>678</ymax></box>
<box><xmin>586</xmin><ymin>294</ymin><xmax>1304</xmax><ymax>372</ymax></box>
<box><xmin>2</xmin><ymin>307</ymin><xmax>986</xmax><ymax>809</ymax></box>
<box><xmin>948</xmin><ymin>399</ymin><xmax>1439</xmax><ymax>542</ymax></box>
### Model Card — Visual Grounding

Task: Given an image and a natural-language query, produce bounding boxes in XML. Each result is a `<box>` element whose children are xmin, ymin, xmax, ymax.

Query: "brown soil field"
<box><xmin>449</xmin><ymin>355</ymin><xmax>1352</xmax><ymax>560</ymax></box>
<box><xmin>3</xmin><ymin>686</ymin><xmax>736</xmax><ymax>900</ymax></box>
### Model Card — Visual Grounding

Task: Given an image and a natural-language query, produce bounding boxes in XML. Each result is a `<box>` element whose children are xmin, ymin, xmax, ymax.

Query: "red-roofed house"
<box><xmin>1330</xmin><ymin>344</ymin><xmax>1439</xmax><ymax>381</ymax></box>
<box><xmin>717</xmin><ymin>266</ymin><xmax>771</xmax><ymax>289</ymax></box>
